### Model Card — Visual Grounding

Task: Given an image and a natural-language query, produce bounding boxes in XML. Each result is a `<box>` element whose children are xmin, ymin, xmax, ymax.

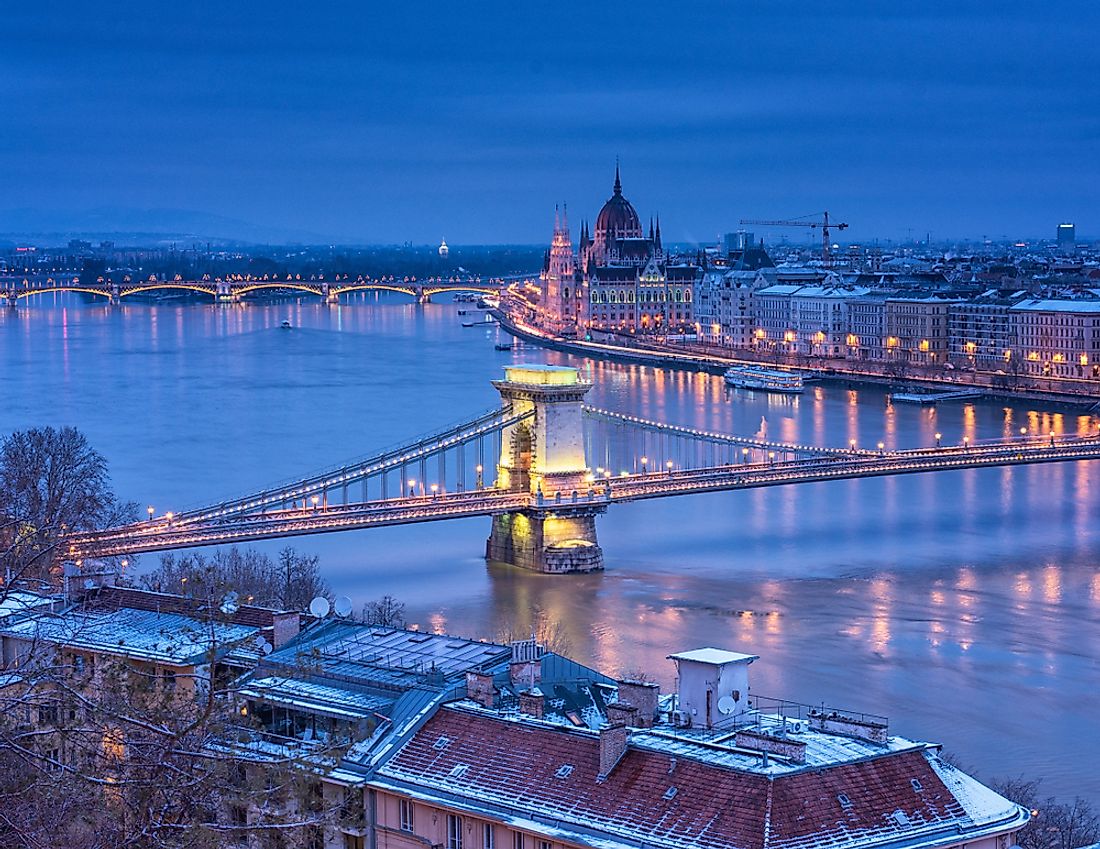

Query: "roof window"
<box><xmin>555</xmin><ymin>764</ymin><xmax>574</xmax><ymax>779</ymax></box>
<box><xmin>433</xmin><ymin>736</ymin><xmax>451</xmax><ymax>751</ymax></box>
<box><xmin>838</xmin><ymin>794</ymin><xmax>853</xmax><ymax>808</ymax></box>
<box><xmin>911</xmin><ymin>779</ymin><xmax>923</xmax><ymax>792</ymax></box>
<box><xmin>663</xmin><ymin>787</ymin><xmax>678</xmax><ymax>800</ymax></box>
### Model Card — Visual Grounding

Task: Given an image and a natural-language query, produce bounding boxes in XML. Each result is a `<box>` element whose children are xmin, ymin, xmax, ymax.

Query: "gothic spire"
<box><xmin>613</xmin><ymin>159</ymin><xmax>622</xmax><ymax>196</ymax></box>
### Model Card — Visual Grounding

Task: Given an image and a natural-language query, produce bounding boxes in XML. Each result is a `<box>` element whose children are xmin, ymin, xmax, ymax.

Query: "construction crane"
<box><xmin>740</xmin><ymin>212</ymin><xmax>849</xmax><ymax>268</ymax></box>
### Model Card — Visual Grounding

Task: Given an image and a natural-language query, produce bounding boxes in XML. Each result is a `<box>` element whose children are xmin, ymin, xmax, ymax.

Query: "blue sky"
<box><xmin>3</xmin><ymin>0</ymin><xmax>1098</xmax><ymax>244</ymax></box>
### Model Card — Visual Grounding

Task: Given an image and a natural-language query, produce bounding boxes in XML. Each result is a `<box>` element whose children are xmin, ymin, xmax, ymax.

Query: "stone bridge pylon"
<box><xmin>486</xmin><ymin>365</ymin><xmax>605</xmax><ymax>573</ymax></box>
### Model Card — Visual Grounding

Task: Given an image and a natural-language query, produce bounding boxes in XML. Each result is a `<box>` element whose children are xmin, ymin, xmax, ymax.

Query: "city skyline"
<box><xmin>4</xmin><ymin>1</ymin><xmax>1098</xmax><ymax>244</ymax></box>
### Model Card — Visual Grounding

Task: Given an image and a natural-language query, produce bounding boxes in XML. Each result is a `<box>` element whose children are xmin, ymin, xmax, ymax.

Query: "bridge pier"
<box><xmin>5</xmin><ymin>291</ymin><xmax>16</xmax><ymax>309</ymax></box>
<box><xmin>487</xmin><ymin>504</ymin><xmax>605</xmax><ymax>573</ymax></box>
<box><xmin>109</xmin><ymin>283</ymin><xmax>121</xmax><ymax>306</ymax></box>
<box><xmin>416</xmin><ymin>285</ymin><xmax>431</xmax><ymax>305</ymax></box>
<box><xmin>487</xmin><ymin>364</ymin><xmax>603</xmax><ymax>573</ymax></box>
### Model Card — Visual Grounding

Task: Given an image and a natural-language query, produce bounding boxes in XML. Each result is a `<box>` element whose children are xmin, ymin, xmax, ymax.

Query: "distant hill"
<box><xmin>0</xmin><ymin>207</ymin><xmax>344</xmax><ymax>246</ymax></box>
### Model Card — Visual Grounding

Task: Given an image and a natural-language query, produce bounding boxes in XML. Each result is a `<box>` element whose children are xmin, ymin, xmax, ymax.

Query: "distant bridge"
<box><xmin>2</xmin><ymin>274</ymin><xmax>526</xmax><ymax>307</ymax></box>
<box><xmin>65</xmin><ymin>365</ymin><xmax>1100</xmax><ymax>573</ymax></box>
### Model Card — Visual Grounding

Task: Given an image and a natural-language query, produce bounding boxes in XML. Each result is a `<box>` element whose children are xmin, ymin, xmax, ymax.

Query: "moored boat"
<box><xmin>724</xmin><ymin>364</ymin><xmax>803</xmax><ymax>394</ymax></box>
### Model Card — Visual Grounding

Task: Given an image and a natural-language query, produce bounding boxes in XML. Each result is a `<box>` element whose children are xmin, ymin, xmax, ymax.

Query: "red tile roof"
<box><xmin>379</xmin><ymin>706</ymin><xmax>1019</xmax><ymax>849</ymax></box>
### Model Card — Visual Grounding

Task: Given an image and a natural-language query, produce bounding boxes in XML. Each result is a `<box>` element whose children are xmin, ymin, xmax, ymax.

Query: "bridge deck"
<box><xmin>67</xmin><ymin>436</ymin><xmax>1100</xmax><ymax>559</ymax></box>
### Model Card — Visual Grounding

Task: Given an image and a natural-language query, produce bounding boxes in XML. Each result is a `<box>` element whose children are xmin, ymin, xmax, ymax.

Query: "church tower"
<box><xmin>543</xmin><ymin>205</ymin><xmax>577</xmax><ymax>328</ymax></box>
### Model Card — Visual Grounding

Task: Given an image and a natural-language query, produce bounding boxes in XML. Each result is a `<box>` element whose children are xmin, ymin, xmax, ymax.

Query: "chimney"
<box><xmin>465</xmin><ymin>670</ymin><xmax>496</xmax><ymax>708</ymax></box>
<box><xmin>518</xmin><ymin>688</ymin><xmax>544</xmax><ymax>719</ymax></box>
<box><xmin>271</xmin><ymin>612</ymin><xmax>300</xmax><ymax>648</ymax></box>
<box><xmin>808</xmin><ymin>709</ymin><xmax>888</xmax><ymax>744</ymax></box>
<box><xmin>597</xmin><ymin>723</ymin><xmax>629</xmax><ymax>780</ymax></box>
<box><xmin>734</xmin><ymin>729</ymin><xmax>807</xmax><ymax>764</ymax></box>
<box><xmin>606</xmin><ymin>702</ymin><xmax>638</xmax><ymax>727</ymax></box>
<box><xmin>508</xmin><ymin>638</ymin><xmax>543</xmax><ymax>688</ymax></box>
<box><xmin>615</xmin><ymin>680</ymin><xmax>659</xmax><ymax>728</ymax></box>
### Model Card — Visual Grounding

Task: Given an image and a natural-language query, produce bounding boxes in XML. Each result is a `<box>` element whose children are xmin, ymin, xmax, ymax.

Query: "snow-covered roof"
<box><xmin>0</xmin><ymin>607</ymin><xmax>258</xmax><ymax>665</ymax></box>
<box><xmin>667</xmin><ymin>648</ymin><xmax>758</xmax><ymax>666</ymax></box>
<box><xmin>239</xmin><ymin>676</ymin><xmax>390</xmax><ymax>721</ymax></box>
<box><xmin>1010</xmin><ymin>298</ymin><xmax>1100</xmax><ymax>313</ymax></box>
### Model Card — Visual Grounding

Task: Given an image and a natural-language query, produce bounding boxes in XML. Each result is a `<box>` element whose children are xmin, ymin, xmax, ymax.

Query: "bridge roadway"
<box><xmin>67</xmin><ymin>434</ymin><xmax>1100</xmax><ymax>559</ymax></box>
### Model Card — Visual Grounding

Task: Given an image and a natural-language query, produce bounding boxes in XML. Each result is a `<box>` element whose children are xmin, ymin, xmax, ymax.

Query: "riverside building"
<box><xmin>0</xmin><ymin>581</ymin><xmax>1033</xmax><ymax>849</ymax></box>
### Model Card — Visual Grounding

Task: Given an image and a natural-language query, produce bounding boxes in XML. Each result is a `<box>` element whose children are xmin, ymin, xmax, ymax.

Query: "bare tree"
<box><xmin>989</xmin><ymin>776</ymin><xmax>1100</xmax><ymax>849</ymax></box>
<box><xmin>0</xmin><ymin>606</ymin><xmax>355</xmax><ymax>848</ymax></box>
<box><xmin>495</xmin><ymin>603</ymin><xmax>572</xmax><ymax>656</ymax></box>
<box><xmin>140</xmin><ymin>546</ymin><xmax>330</xmax><ymax>612</ymax></box>
<box><xmin>0</xmin><ymin>427</ymin><xmax>136</xmax><ymax>581</ymax></box>
<box><xmin>360</xmin><ymin>595</ymin><xmax>406</xmax><ymax>628</ymax></box>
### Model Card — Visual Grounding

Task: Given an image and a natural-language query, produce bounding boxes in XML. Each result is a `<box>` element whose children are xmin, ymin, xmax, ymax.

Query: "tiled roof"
<box><xmin>83</xmin><ymin>586</ymin><xmax>285</xmax><ymax>629</ymax></box>
<box><xmin>378</xmin><ymin>706</ymin><xmax>1025</xmax><ymax>849</ymax></box>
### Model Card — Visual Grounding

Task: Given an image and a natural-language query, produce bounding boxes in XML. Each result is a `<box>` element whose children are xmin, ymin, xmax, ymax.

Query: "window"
<box><xmin>162</xmin><ymin>669</ymin><xmax>177</xmax><ymax>691</ymax></box>
<box><xmin>447</xmin><ymin>815</ymin><xmax>463</xmax><ymax>849</ymax></box>
<box><xmin>513</xmin><ymin>833</ymin><xmax>524</xmax><ymax>849</ymax></box>
<box><xmin>539</xmin><ymin>841</ymin><xmax>551</xmax><ymax>849</ymax></box>
<box><xmin>399</xmin><ymin>799</ymin><xmax>414</xmax><ymax>832</ymax></box>
<box><xmin>345</xmin><ymin>837</ymin><xmax>365</xmax><ymax>849</ymax></box>
<box><xmin>483</xmin><ymin>824</ymin><xmax>495</xmax><ymax>849</ymax></box>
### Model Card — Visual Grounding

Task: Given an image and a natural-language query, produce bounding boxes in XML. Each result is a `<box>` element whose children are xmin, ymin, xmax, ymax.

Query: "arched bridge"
<box><xmin>2</xmin><ymin>275</ymin><xmax>511</xmax><ymax>307</ymax></box>
<box><xmin>65</xmin><ymin>364</ymin><xmax>1100</xmax><ymax>573</ymax></box>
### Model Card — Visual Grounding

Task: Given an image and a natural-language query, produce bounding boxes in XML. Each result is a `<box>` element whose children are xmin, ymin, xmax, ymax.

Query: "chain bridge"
<box><xmin>66</xmin><ymin>364</ymin><xmax>1100</xmax><ymax>573</ymax></box>
<box><xmin>2</xmin><ymin>274</ymin><xmax>509</xmax><ymax>307</ymax></box>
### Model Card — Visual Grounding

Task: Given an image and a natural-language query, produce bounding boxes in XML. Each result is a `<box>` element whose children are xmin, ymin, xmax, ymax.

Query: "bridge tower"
<box><xmin>486</xmin><ymin>364</ymin><xmax>605</xmax><ymax>573</ymax></box>
<box><xmin>415</xmin><ymin>284</ymin><xmax>431</xmax><ymax>304</ymax></box>
<box><xmin>216</xmin><ymin>280</ymin><xmax>234</xmax><ymax>303</ymax></box>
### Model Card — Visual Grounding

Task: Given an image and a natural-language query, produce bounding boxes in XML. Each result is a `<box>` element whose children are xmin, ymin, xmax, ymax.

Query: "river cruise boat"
<box><xmin>723</xmin><ymin>365</ymin><xmax>804</xmax><ymax>394</ymax></box>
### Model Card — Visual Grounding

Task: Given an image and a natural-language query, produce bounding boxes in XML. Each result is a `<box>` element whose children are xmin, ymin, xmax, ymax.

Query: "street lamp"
<box><xmin>877</xmin><ymin>441</ymin><xmax>885</xmax><ymax>455</ymax></box>
<box><xmin>147</xmin><ymin>505</ymin><xmax>155</xmax><ymax>521</ymax></box>
<box><xmin>742</xmin><ymin>447</ymin><xmax>750</xmax><ymax>464</ymax></box>
<box><xmin>1020</xmin><ymin>427</ymin><xmax>1028</xmax><ymax>438</ymax></box>
<box><xmin>935</xmin><ymin>432</ymin><xmax>942</xmax><ymax>448</ymax></box>
<box><xmin>165</xmin><ymin>511</ymin><xmax>173</xmax><ymax>525</ymax></box>
<box><xmin>310</xmin><ymin>495</ymin><xmax>319</xmax><ymax>510</ymax></box>
<box><xmin>1049</xmin><ymin>430</ymin><xmax>1056</xmax><ymax>447</ymax></box>
<box><xmin>849</xmin><ymin>438</ymin><xmax>857</xmax><ymax>452</ymax></box>
<box><xmin>475</xmin><ymin>465</ymin><xmax>483</xmax><ymax>488</ymax></box>
<box><xmin>408</xmin><ymin>479</ymin><xmax>417</xmax><ymax>497</ymax></box>
<box><xmin>666</xmin><ymin>460</ymin><xmax>674</xmax><ymax>475</ymax></box>
<box><xmin>640</xmin><ymin>456</ymin><xmax>648</xmax><ymax>474</ymax></box>
<box><xmin>963</xmin><ymin>436</ymin><xmax>970</xmax><ymax>449</ymax></box>
<box><xmin>768</xmin><ymin>451</ymin><xmax>776</xmax><ymax>464</ymax></box>
<box><xmin>430</xmin><ymin>484</ymin><xmax>439</xmax><ymax>498</ymax></box>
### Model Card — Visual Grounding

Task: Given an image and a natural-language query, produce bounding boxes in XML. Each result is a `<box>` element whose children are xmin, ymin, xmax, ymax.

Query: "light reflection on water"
<box><xmin>2</xmin><ymin>294</ymin><xmax>1099</xmax><ymax>800</ymax></box>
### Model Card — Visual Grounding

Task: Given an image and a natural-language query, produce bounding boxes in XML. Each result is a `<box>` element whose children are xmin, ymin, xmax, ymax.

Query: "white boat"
<box><xmin>280</xmin><ymin>319</ymin><xmax>292</xmax><ymax>329</ymax></box>
<box><xmin>724</xmin><ymin>365</ymin><xmax>804</xmax><ymax>394</ymax></box>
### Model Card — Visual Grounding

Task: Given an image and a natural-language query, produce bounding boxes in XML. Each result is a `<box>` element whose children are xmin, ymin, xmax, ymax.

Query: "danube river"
<box><xmin>3</xmin><ymin>294</ymin><xmax>1099</xmax><ymax>800</ymax></box>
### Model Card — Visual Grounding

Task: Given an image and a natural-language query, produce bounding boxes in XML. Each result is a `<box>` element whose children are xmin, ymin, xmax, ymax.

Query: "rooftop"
<box><xmin>668</xmin><ymin>648</ymin><xmax>758</xmax><ymax>666</ymax></box>
<box><xmin>0</xmin><ymin>606</ymin><xmax>259</xmax><ymax>665</ymax></box>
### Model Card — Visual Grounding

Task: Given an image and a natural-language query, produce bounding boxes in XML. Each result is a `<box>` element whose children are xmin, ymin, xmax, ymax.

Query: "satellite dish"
<box><xmin>717</xmin><ymin>695</ymin><xmax>737</xmax><ymax>716</ymax></box>
<box><xmin>260</xmin><ymin>639</ymin><xmax>273</xmax><ymax>655</ymax></box>
<box><xmin>308</xmin><ymin>596</ymin><xmax>331</xmax><ymax>618</ymax></box>
<box><xmin>219</xmin><ymin>591</ymin><xmax>240</xmax><ymax>615</ymax></box>
<box><xmin>334</xmin><ymin>596</ymin><xmax>353</xmax><ymax>618</ymax></box>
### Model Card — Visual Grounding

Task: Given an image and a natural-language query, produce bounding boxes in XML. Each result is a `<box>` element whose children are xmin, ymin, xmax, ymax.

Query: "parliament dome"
<box><xmin>594</xmin><ymin>166</ymin><xmax>642</xmax><ymax>240</ymax></box>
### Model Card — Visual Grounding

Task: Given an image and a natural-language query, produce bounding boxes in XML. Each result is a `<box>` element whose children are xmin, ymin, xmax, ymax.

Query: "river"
<box><xmin>2</xmin><ymin>293</ymin><xmax>1098</xmax><ymax>800</ymax></box>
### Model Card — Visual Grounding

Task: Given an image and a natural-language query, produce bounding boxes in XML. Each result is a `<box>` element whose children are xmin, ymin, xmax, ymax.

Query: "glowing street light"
<box><xmin>310</xmin><ymin>495</ymin><xmax>320</xmax><ymax>509</ymax></box>
<box><xmin>1049</xmin><ymin>430</ymin><xmax>1056</xmax><ymax>447</ymax></box>
<box><xmin>962</xmin><ymin>436</ymin><xmax>970</xmax><ymax>449</ymax></box>
<box><xmin>877</xmin><ymin>441</ymin><xmax>885</xmax><ymax>455</ymax></box>
<box><xmin>935</xmin><ymin>432</ymin><xmax>942</xmax><ymax>448</ymax></box>
<box><xmin>666</xmin><ymin>460</ymin><xmax>674</xmax><ymax>475</ymax></box>
<box><xmin>408</xmin><ymin>479</ymin><xmax>417</xmax><ymax>497</ymax></box>
<box><xmin>430</xmin><ymin>484</ymin><xmax>439</xmax><ymax>497</ymax></box>
<box><xmin>742</xmin><ymin>447</ymin><xmax>750</xmax><ymax>463</ymax></box>
<box><xmin>147</xmin><ymin>505</ymin><xmax>155</xmax><ymax>521</ymax></box>
<box><xmin>165</xmin><ymin>512</ymin><xmax>173</xmax><ymax>525</ymax></box>
<box><xmin>640</xmin><ymin>456</ymin><xmax>648</xmax><ymax>473</ymax></box>
<box><xmin>475</xmin><ymin>465</ymin><xmax>484</xmax><ymax>488</ymax></box>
